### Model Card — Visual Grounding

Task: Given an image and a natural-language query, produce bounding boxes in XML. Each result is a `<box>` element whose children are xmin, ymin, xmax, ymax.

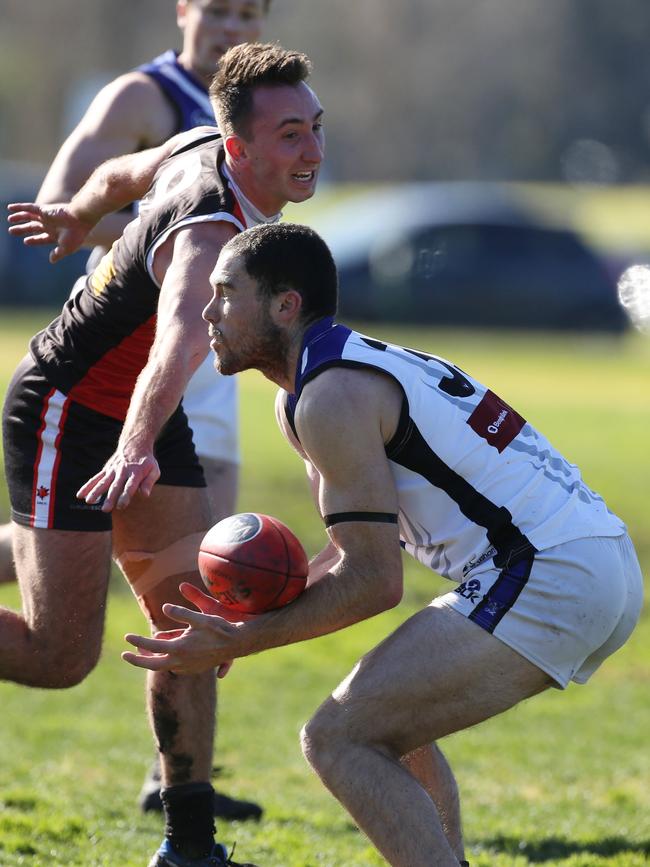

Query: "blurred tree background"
<box><xmin>2</xmin><ymin>0</ymin><xmax>650</xmax><ymax>184</ymax></box>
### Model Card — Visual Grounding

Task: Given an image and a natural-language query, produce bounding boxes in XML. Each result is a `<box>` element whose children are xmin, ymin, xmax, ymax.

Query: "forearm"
<box><xmin>233</xmin><ymin>557</ymin><xmax>400</xmax><ymax>658</ymax></box>
<box><xmin>84</xmin><ymin>210</ymin><xmax>135</xmax><ymax>247</ymax></box>
<box><xmin>66</xmin><ymin>155</ymin><xmax>148</xmax><ymax>227</ymax></box>
<box><xmin>119</xmin><ymin>335</ymin><xmax>206</xmax><ymax>454</ymax></box>
<box><xmin>35</xmin><ymin>165</ymin><xmax>128</xmax><ymax>247</ymax></box>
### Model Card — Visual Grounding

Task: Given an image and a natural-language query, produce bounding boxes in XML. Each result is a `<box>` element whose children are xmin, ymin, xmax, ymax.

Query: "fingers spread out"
<box><xmin>125</xmin><ymin>632</ymin><xmax>175</xmax><ymax>654</ymax></box>
<box><xmin>122</xmin><ymin>649</ymin><xmax>174</xmax><ymax>671</ymax></box>
<box><xmin>179</xmin><ymin>582</ymin><xmax>255</xmax><ymax>622</ymax></box>
<box><xmin>115</xmin><ymin>472</ymin><xmax>142</xmax><ymax>511</ymax></box>
<box><xmin>6</xmin><ymin>203</ymin><xmax>42</xmax><ymax>228</ymax></box>
<box><xmin>76</xmin><ymin>461</ymin><xmax>160</xmax><ymax>513</ymax></box>
<box><xmin>180</xmin><ymin>582</ymin><xmax>221</xmax><ymax>613</ymax></box>
<box><xmin>77</xmin><ymin>469</ymin><xmax>113</xmax><ymax>504</ymax></box>
<box><xmin>162</xmin><ymin>603</ymin><xmax>210</xmax><ymax>627</ymax></box>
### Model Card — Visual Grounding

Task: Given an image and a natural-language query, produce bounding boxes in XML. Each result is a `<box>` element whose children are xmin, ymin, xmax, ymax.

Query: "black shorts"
<box><xmin>2</xmin><ymin>356</ymin><xmax>206</xmax><ymax>532</ymax></box>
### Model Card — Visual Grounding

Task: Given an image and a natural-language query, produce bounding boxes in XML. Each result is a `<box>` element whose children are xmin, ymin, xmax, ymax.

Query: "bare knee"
<box><xmin>23</xmin><ymin>630</ymin><xmax>102</xmax><ymax>689</ymax></box>
<box><xmin>0</xmin><ymin>523</ymin><xmax>17</xmax><ymax>584</ymax></box>
<box><xmin>301</xmin><ymin>699</ymin><xmax>357</xmax><ymax>778</ymax></box>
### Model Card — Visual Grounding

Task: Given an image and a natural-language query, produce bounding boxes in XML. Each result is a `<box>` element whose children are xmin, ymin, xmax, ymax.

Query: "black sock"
<box><xmin>161</xmin><ymin>782</ymin><xmax>216</xmax><ymax>859</ymax></box>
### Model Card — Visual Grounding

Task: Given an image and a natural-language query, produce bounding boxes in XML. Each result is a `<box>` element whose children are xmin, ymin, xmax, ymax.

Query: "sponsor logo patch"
<box><xmin>454</xmin><ymin>578</ymin><xmax>482</xmax><ymax>603</ymax></box>
<box><xmin>462</xmin><ymin>545</ymin><xmax>497</xmax><ymax>577</ymax></box>
<box><xmin>467</xmin><ymin>389</ymin><xmax>525</xmax><ymax>453</ymax></box>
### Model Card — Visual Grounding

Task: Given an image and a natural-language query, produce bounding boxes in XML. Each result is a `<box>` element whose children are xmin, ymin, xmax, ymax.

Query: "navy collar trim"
<box><xmin>293</xmin><ymin>316</ymin><xmax>336</xmax><ymax>395</ymax></box>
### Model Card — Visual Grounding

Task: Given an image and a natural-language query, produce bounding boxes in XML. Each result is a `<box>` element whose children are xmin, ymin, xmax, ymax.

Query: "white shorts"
<box><xmin>183</xmin><ymin>356</ymin><xmax>239</xmax><ymax>464</ymax></box>
<box><xmin>433</xmin><ymin>533</ymin><xmax>643</xmax><ymax>688</ymax></box>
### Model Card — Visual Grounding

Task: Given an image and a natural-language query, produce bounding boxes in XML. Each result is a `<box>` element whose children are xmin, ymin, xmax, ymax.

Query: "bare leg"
<box><xmin>0</xmin><ymin>522</ymin><xmax>17</xmax><ymax>584</ymax></box>
<box><xmin>301</xmin><ymin>605</ymin><xmax>552</xmax><ymax>867</ymax></box>
<box><xmin>113</xmin><ymin>484</ymin><xmax>216</xmax><ymax>788</ymax></box>
<box><xmin>0</xmin><ymin>523</ymin><xmax>112</xmax><ymax>686</ymax></box>
<box><xmin>200</xmin><ymin>456</ymin><xmax>238</xmax><ymax>523</ymax></box>
<box><xmin>401</xmin><ymin>744</ymin><xmax>464</xmax><ymax>861</ymax></box>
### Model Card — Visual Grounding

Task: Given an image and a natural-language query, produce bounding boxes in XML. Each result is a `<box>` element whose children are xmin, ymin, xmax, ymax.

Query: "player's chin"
<box><xmin>212</xmin><ymin>355</ymin><xmax>242</xmax><ymax>377</ymax></box>
<box><xmin>288</xmin><ymin>172</ymin><xmax>318</xmax><ymax>201</ymax></box>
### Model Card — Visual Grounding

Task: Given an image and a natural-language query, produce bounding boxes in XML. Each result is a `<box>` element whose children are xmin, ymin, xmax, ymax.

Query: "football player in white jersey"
<box><xmin>121</xmin><ymin>223</ymin><xmax>644</xmax><ymax>867</ymax></box>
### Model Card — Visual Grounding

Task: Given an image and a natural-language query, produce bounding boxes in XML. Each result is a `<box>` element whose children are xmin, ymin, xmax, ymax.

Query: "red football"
<box><xmin>198</xmin><ymin>513</ymin><xmax>308</xmax><ymax>615</ymax></box>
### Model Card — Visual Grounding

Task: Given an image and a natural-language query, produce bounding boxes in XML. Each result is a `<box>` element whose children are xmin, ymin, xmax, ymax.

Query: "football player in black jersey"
<box><xmin>0</xmin><ymin>0</ymin><xmax>271</xmax><ymax>827</ymax></box>
<box><xmin>5</xmin><ymin>42</ymin><xmax>322</xmax><ymax>867</ymax></box>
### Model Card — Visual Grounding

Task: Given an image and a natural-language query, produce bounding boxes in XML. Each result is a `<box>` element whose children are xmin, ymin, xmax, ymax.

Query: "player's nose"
<box><xmin>303</xmin><ymin>132</ymin><xmax>324</xmax><ymax>164</ymax></box>
<box><xmin>222</xmin><ymin>14</ymin><xmax>247</xmax><ymax>39</ymax></box>
<box><xmin>202</xmin><ymin>296</ymin><xmax>217</xmax><ymax>323</ymax></box>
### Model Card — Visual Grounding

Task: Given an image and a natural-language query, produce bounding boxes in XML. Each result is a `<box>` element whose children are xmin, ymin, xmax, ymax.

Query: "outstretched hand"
<box><xmin>7</xmin><ymin>202</ymin><xmax>94</xmax><ymax>263</ymax></box>
<box><xmin>77</xmin><ymin>450</ymin><xmax>161</xmax><ymax>512</ymax></box>
<box><xmin>122</xmin><ymin>582</ymin><xmax>247</xmax><ymax>676</ymax></box>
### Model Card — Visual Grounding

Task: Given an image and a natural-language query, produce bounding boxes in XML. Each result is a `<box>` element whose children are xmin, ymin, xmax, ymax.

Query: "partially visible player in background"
<box><xmin>0</xmin><ymin>0</ymin><xmax>271</xmax><ymax>822</ymax></box>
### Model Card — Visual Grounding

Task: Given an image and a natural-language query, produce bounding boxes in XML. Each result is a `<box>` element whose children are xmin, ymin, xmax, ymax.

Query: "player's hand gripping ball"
<box><xmin>198</xmin><ymin>513</ymin><xmax>308</xmax><ymax>616</ymax></box>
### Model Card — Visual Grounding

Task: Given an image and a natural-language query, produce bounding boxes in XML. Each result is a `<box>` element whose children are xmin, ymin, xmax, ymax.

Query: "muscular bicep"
<box><xmin>297</xmin><ymin>370</ymin><xmax>400</xmax><ymax>518</ymax></box>
<box><xmin>295</xmin><ymin>368</ymin><xmax>403</xmax><ymax>588</ymax></box>
<box><xmin>153</xmin><ymin>220</ymin><xmax>238</xmax><ymax>361</ymax></box>
<box><xmin>37</xmin><ymin>74</ymin><xmax>176</xmax><ymax>204</ymax></box>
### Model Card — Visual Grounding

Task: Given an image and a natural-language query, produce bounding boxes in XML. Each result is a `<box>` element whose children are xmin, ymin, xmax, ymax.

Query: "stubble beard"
<box><xmin>213</xmin><ymin>317</ymin><xmax>290</xmax><ymax>382</ymax></box>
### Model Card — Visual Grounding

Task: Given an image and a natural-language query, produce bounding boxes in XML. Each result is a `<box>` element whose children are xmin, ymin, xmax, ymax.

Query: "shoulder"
<box><xmin>301</xmin><ymin>364</ymin><xmax>402</xmax><ymax>413</ymax></box>
<box><xmin>85</xmin><ymin>71</ymin><xmax>177</xmax><ymax>145</ymax></box>
<box><xmin>296</xmin><ymin>365</ymin><xmax>403</xmax><ymax>450</ymax></box>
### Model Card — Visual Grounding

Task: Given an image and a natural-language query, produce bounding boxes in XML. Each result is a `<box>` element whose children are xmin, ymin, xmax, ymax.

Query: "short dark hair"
<box><xmin>225</xmin><ymin>223</ymin><xmax>338</xmax><ymax>324</ymax></box>
<box><xmin>209</xmin><ymin>42</ymin><xmax>312</xmax><ymax>139</ymax></box>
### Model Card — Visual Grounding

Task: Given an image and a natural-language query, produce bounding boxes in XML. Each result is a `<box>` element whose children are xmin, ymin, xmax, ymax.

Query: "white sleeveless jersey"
<box><xmin>284</xmin><ymin>318</ymin><xmax>625</xmax><ymax>584</ymax></box>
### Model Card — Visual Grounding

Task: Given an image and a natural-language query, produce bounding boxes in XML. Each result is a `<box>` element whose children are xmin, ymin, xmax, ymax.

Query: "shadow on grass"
<box><xmin>479</xmin><ymin>835</ymin><xmax>650</xmax><ymax>861</ymax></box>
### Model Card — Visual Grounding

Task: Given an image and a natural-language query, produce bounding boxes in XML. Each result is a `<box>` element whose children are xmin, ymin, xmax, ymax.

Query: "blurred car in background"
<box><xmin>308</xmin><ymin>183</ymin><xmax>629</xmax><ymax>332</ymax></box>
<box><xmin>1</xmin><ymin>168</ymin><xmax>631</xmax><ymax>332</ymax></box>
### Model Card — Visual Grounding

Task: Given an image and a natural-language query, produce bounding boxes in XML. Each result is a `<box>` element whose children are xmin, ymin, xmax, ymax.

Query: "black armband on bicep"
<box><xmin>323</xmin><ymin>511</ymin><xmax>398</xmax><ymax>528</ymax></box>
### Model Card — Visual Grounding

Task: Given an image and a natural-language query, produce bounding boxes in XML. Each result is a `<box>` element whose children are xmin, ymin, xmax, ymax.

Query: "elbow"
<box><xmin>366</xmin><ymin>575</ymin><xmax>403</xmax><ymax>615</ymax></box>
<box><xmin>382</xmin><ymin>579</ymin><xmax>403</xmax><ymax>611</ymax></box>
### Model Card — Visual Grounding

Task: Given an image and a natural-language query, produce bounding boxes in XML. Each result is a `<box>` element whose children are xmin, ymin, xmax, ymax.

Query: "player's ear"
<box><xmin>176</xmin><ymin>0</ymin><xmax>189</xmax><ymax>29</ymax></box>
<box><xmin>225</xmin><ymin>135</ymin><xmax>247</xmax><ymax>163</ymax></box>
<box><xmin>275</xmin><ymin>289</ymin><xmax>302</xmax><ymax>323</ymax></box>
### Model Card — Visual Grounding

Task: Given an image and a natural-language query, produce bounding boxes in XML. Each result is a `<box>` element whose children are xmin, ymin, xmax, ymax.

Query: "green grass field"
<box><xmin>0</xmin><ymin>310</ymin><xmax>648</xmax><ymax>866</ymax></box>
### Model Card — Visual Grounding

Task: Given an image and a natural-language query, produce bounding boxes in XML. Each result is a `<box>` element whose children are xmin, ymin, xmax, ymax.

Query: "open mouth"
<box><xmin>292</xmin><ymin>171</ymin><xmax>316</xmax><ymax>183</ymax></box>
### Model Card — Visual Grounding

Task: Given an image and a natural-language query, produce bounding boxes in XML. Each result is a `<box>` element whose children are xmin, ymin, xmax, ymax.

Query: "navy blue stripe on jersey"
<box><xmin>298</xmin><ymin>318</ymin><xmax>351</xmax><ymax>390</ymax></box>
<box><xmin>286</xmin><ymin>316</ymin><xmax>348</xmax><ymax>435</ymax></box>
<box><xmin>468</xmin><ymin>546</ymin><xmax>536</xmax><ymax>633</ymax></box>
<box><xmin>136</xmin><ymin>51</ymin><xmax>216</xmax><ymax>134</ymax></box>
<box><xmin>387</xmin><ymin>420</ymin><xmax>535</xmax><ymax>569</ymax></box>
